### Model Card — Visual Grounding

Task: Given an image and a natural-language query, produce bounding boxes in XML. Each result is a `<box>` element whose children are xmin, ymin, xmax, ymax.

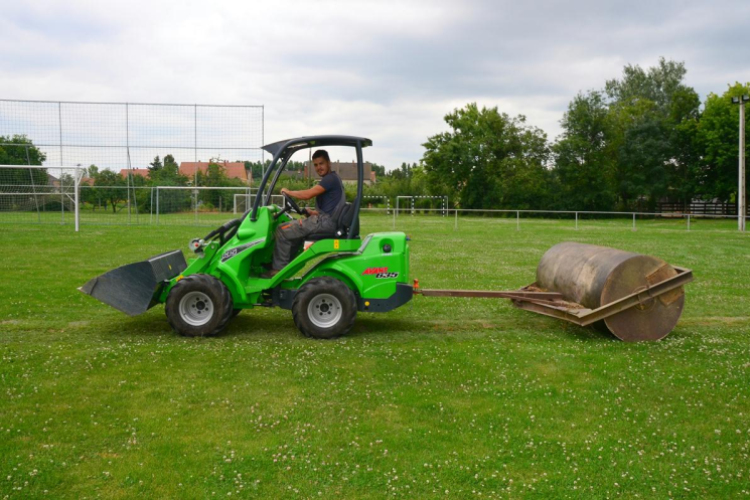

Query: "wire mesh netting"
<box><xmin>233</xmin><ymin>193</ymin><xmax>285</xmax><ymax>215</ymax></box>
<box><xmin>0</xmin><ymin>99</ymin><xmax>263</xmax><ymax>228</ymax></box>
<box><xmin>0</xmin><ymin>165</ymin><xmax>83</xmax><ymax>225</ymax></box>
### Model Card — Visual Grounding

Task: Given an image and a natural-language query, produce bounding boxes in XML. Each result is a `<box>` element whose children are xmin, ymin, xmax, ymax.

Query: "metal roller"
<box><xmin>536</xmin><ymin>242</ymin><xmax>686</xmax><ymax>341</ymax></box>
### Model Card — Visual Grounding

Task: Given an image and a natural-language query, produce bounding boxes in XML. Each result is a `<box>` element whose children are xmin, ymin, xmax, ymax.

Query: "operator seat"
<box><xmin>305</xmin><ymin>202</ymin><xmax>359</xmax><ymax>241</ymax></box>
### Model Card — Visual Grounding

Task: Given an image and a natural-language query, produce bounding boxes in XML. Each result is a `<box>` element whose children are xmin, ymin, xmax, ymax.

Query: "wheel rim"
<box><xmin>307</xmin><ymin>293</ymin><xmax>343</xmax><ymax>328</ymax></box>
<box><xmin>179</xmin><ymin>291</ymin><xmax>215</xmax><ymax>326</ymax></box>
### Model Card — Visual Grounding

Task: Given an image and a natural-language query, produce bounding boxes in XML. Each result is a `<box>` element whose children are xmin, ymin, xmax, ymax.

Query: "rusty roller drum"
<box><xmin>536</xmin><ymin>242</ymin><xmax>685</xmax><ymax>341</ymax></box>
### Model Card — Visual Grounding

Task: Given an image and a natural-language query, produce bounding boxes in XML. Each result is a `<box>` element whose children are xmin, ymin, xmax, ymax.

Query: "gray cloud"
<box><xmin>1</xmin><ymin>0</ymin><xmax>749</xmax><ymax>169</ymax></box>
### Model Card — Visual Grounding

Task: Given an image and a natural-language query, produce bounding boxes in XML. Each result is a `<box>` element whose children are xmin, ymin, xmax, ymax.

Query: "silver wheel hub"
<box><xmin>308</xmin><ymin>293</ymin><xmax>343</xmax><ymax>328</ymax></box>
<box><xmin>179</xmin><ymin>291</ymin><xmax>214</xmax><ymax>326</ymax></box>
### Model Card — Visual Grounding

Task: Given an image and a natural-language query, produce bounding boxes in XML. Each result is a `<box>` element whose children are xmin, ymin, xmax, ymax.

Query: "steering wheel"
<box><xmin>283</xmin><ymin>192</ymin><xmax>305</xmax><ymax>216</ymax></box>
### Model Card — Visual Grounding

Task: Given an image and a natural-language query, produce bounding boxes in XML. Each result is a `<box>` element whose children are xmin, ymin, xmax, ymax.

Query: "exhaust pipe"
<box><xmin>79</xmin><ymin>250</ymin><xmax>187</xmax><ymax>316</ymax></box>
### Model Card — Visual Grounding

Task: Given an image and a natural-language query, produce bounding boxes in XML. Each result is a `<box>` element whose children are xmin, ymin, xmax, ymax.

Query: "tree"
<box><xmin>552</xmin><ymin>91</ymin><xmax>616</xmax><ymax>210</ymax></box>
<box><xmin>148</xmin><ymin>155</ymin><xmax>163</xmax><ymax>174</ymax></box>
<box><xmin>148</xmin><ymin>154</ymin><xmax>188</xmax><ymax>186</ymax></box>
<box><xmin>370</xmin><ymin>163</ymin><xmax>386</xmax><ymax>177</ymax></box>
<box><xmin>93</xmin><ymin>170</ymin><xmax>127</xmax><ymax>213</ymax></box>
<box><xmin>196</xmin><ymin>160</ymin><xmax>247</xmax><ymax>211</ymax></box>
<box><xmin>0</xmin><ymin>135</ymin><xmax>48</xmax><ymax>188</ymax></box>
<box><xmin>697</xmin><ymin>82</ymin><xmax>750</xmax><ymax>202</ymax></box>
<box><xmin>422</xmin><ymin>103</ymin><xmax>550</xmax><ymax>209</ymax></box>
<box><xmin>603</xmin><ymin>58</ymin><xmax>701</xmax><ymax>209</ymax></box>
<box><xmin>552</xmin><ymin>58</ymin><xmax>703</xmax><ymax>210</ymax></box>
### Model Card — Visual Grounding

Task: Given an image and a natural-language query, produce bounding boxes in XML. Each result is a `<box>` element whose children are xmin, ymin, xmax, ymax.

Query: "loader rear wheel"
<box><xmin>292</xmin><ymin>277</ymin><xmax>357</xmax><ymax>339</ymax></box>
<box><xmin>165</xmin><ymin>274</ymin><xmax>233</xmax><ymax>337</ymax></box>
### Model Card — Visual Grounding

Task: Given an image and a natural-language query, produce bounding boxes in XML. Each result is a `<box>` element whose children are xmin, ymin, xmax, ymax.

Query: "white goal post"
<box><xmin>0</xmin><ymin>164</ymin><xmax>84</xmax><ymax>231</ymax></box>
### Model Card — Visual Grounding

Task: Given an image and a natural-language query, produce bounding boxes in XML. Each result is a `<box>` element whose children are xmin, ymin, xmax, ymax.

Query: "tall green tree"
<box><xmin>605</xmin><ymin>58</ymin><xmax>700</xmax><ymax>208</ymax></box>
<box><xmin>697</xmin><ymin>82</ymin><xmax>750</xmax><ymax>202</ymax></box>
<box><xmin>0</xmin><ymin>135</ymin><xmax>48</xmax><ymax>187</ymax></box>
<box><xmin>93</xmin><ymin>170</ymin><xmax>127</xmax><ymax>213</ymax></box>
<box><xmin>552</xmin><ymin>91</ymin><xmax>615</xmax><ymax>210</ymax></box>
<box><xmin>553</xmin><ymin>58</ymin><xmax>702</xmax><ymax>210</ymax></box>
<box><xmin>422</xmin><ymin>103</ymin><xmax>550</xmax><ymax>209</ymax></box>
<box><xmin>148</xmin><ymin>155</ymin><xmax>163</xmax><ymax>174</ymax></box>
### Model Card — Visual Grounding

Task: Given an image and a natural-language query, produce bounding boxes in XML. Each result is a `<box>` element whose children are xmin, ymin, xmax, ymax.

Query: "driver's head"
<box><xmin>312</xmin><ymin>150</ymin><xmax>331</xmax><ymax>177</ymax></box>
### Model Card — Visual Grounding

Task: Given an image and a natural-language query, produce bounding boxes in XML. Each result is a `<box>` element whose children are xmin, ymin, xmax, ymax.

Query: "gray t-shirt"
<box><xmin>316</xmin><ymin>172</ymin><xmax>344</xmax><ymax>215</ymax></box>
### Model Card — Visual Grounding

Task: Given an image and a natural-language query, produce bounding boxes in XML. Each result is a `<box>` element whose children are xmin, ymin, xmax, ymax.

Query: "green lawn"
<box><xmin>2</xmin><ymin>214</ymin><xmax>749</xmax><ymax>499</ymax></box>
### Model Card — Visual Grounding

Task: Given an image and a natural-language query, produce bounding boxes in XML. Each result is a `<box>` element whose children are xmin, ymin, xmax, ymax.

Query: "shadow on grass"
<box><xmin>91</xmin><ymin>303</ymin><xmax>626</xmax><ymax>346</ymax></box>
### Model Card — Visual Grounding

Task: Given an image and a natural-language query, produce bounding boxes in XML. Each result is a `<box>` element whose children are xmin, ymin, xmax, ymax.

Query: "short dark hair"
<box><xmin>312</xmin><ymin>149</ymin><xmax>330</xmax><ymax>162</ymax></box>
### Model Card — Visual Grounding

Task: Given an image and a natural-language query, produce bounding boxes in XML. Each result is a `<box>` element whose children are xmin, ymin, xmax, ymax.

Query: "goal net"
<box><xmin>0</xmin><ymin>165</ymin><xmax>84</xmax><ymax>230</ymax></box>
<box><xmin>233</xmin><ymin>193</ymin><xmax>285</xmax><ymax>214</ymax></box>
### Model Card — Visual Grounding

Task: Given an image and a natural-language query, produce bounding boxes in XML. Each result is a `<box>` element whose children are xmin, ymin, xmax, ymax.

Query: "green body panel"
<box><xmin>158</xmin><ymin>207</ymin><xmax>410</xmax><ymax>310</ymax></box>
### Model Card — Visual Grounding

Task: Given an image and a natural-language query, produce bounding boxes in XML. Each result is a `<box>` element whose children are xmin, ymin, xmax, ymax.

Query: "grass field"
<box><xmin>2</xmin><ymin>214</ymin><xmax>750</xmax><ymax>499</ymax></box>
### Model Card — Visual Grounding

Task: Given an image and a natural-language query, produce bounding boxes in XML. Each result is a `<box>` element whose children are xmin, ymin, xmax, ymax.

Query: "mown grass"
<box><xmin>1</xmin><ymin>214</ymin><xmax>749</xmax><ymax>499</ymax></box>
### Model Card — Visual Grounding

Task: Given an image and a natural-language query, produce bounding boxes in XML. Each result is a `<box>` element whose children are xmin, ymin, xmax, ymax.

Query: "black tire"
<box><xmin>165</xmin><ymin>274</ymin><xmax>234</xmax><ymax>337</ymax></box>
<box><xmin>292</xmin><ymin>277</ymin><xmax>357</xmax><ymax>339</ymax></box>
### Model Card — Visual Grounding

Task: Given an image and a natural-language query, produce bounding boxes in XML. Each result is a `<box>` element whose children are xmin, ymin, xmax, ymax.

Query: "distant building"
<box><xmin>119</xmin><ymin>168</ymin><xmax>150</xmax><ymax>178</ymax></box>
<box><xmin>179</xmin><ymin>161</ymin><xmax>251</xmax><ymax>184</ymax></box>
<box><xmin>47</xmin><ymin>173</ymin><xmax>94</xmax><ymax>188</ymax></box>
<box><xmin>303</xmin><ymin>161</ymin><xmax>375</xmax><ymax>185</ymax></box>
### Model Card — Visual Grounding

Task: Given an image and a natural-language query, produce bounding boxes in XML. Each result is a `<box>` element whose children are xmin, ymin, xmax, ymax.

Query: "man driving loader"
<box><xmin>263</xmin><ymin>149</ymin><xmax>345</xmax><ymax>278</ymax></box>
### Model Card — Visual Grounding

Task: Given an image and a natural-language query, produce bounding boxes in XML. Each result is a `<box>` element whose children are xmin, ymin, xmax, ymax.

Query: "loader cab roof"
<box><xmin>261</xmin><ymin>135</ymin><xmax>372</xmax><ymax>157</ymax></box>
<box><xmin>251</xmin><ymin>135</ymin><xmax>372</xmax><ymax>238</ymax></box>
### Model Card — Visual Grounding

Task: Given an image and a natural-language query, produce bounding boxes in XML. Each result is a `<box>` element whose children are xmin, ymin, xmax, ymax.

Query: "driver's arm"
<box><xmin>280</xmin><ymin>185</ymin><xmax>325</xmax><ymax>201</ymax></box>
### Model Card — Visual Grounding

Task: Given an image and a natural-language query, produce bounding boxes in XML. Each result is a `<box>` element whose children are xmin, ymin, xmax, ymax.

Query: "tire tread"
<box><xmin>165</xmin><ymin>274</ymin><xmax>234</xmax><ymax>337</ymax></box>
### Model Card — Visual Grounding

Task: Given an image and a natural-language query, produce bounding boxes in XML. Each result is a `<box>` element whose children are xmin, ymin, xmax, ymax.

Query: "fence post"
<box><xmin>454</xmin><ymin>208</ymin><xmax>458</xmax><ymax>231</ymax></box>
<box><xmin>632</xmin><ymin>213</ymin><xmax>636</xmax><ymax>232</ymax></box>
<box><xmin>687</xmin><ymin>214</ymin><xmax>690</xmax><ymax>231</ymax></box>
<box><xmin>156</xmin><ymin>187</ymin><xmax>160</xmax><ymax>225</ymax></box>
<box><xmin>575</xmin><ymin>211</ymin><xmax>578</xmax><ymax>230</ymax></box>
<box><xmin>516</xmin><ymin>210</ymin><xmax>520</xmax><ymax>231</ymax></box>
<box><xmin>74</xmin><ymin>168</ymin><xmax>80</xmax><ymax>232</ymax></box>
<box><xmin>58</xmin><ymin>104</ymin><xmax>64</xmax><ymax>226</ymax></box>
<box><xmin>149</xmin><ymin>187</ymin><xmax>154</xmax><ymax>225</ymax></box>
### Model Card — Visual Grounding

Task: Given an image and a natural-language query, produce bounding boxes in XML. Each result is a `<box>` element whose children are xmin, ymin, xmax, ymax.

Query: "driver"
<box><xmin>263</xmin><ymin>149</ymin><xmax>344</xmax><ymax>278</ymax></box>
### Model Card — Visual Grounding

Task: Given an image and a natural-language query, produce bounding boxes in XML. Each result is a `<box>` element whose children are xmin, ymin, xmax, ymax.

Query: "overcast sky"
<box><xmin>1</xmin><ymin>0</ymin><xmax>749</xmax><ymax>169</ymax></box>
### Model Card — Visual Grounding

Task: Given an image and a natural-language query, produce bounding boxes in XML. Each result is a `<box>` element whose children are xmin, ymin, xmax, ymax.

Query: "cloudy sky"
<box><xmin>1</xmin><ymin>0</ymin><xmax>749</xmax><ymax>169</ymax></box>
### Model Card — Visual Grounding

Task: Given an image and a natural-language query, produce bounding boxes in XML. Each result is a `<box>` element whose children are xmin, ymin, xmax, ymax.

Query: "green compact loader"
<box><xmin>81</xmin><ymin>135</ymin><xmax>695</xmax><ymax>342</ymax></box>
<box><xmin>80</xmin><ymin>136</ymin><xmax>413</xmax><ymax>339</ymax></box>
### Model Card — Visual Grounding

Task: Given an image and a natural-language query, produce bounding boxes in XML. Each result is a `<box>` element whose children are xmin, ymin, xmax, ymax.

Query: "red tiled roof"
<box><xmin>179</xmin><ymin>161</ymin><xmax>250</xmax><ymax>183</ymax></box>
<box><xmin>119</xmin><ymin>168</ymin><xmax>150</xmax><ymax>178</ymax></box>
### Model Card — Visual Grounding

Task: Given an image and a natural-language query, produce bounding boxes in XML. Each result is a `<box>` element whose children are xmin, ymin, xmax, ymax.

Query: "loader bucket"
<box><xmin>79</xmin><ymin>250</ymin><xmax>187</xmax><ymax>316</ymax></box>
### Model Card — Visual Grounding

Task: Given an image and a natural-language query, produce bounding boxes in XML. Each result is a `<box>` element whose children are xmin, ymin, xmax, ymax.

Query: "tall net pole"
<box><xmin>740</xmin><ymin>100</ymin><xmax>746</xmax><ymax>232</ymax></box>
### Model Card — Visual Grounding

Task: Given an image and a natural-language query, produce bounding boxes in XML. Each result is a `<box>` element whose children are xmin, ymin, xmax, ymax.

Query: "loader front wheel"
<box><xmin>165</xmin><ymin>274</ymin><xmax>233</xmax><ymax>337</ymax></box>
<box><xmin>292</xmin><ymin>277</ymin><xmax>357</xmax><ymax>339</ymax></box>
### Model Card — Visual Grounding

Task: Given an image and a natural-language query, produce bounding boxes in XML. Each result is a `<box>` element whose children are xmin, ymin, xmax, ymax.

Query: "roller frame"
<box><xmin>416</xmin><ymin>266</ymin><xmax>693</xmax><ymax>328</ymax></box>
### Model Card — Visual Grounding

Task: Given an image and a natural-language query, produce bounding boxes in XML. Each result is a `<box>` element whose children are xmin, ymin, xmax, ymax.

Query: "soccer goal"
<box><xmin>233</xmin><ymin>192</ymin><xmax>285</xmax><ymax>214</ymax></box>
<box><xmin>395</xmin><ymin>195</ymin><xmax>449</xmax><ymax>216</ymax></box>
<box><xmin>0</xmin><ymin>164</ymin><xmax>84</xmax><ymax>231</ymax></box>
<box><xmin>362</xmin><ymin>195</ymin><xmax>391</xmax><ymax>214</ymax></box>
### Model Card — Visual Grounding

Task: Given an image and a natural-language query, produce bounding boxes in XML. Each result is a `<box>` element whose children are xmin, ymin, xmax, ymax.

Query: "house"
<box><xmin>47</xmin><ymin>173</ymin><xmax>95</xmax><ymax>188</ymax></box>
<box><xmin>179</xmin><ymin>161</ymin><xmax>251</xmax><ymax>184</ymax></box>
<box><xmin>303</xmin><ymin>161</ymin><xmax>375</xmax><ymax>185</ymax></box>
<box><xmin>119</xmin><ymin>168</ymin><xmax>150</xmax><ymax>178</ymax></box>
